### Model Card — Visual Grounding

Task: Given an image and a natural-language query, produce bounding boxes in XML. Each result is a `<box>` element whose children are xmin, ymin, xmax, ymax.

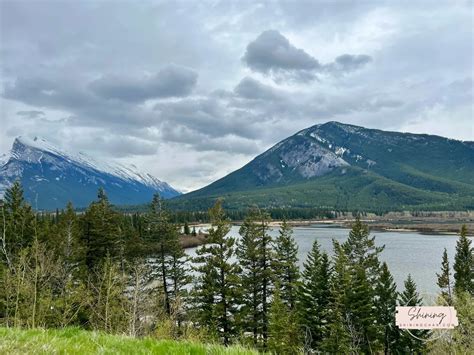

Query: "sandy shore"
<box><xmin>189</xmin><ymin>218</ymin><xmax>473</xmax><ymax>236</ymax></box>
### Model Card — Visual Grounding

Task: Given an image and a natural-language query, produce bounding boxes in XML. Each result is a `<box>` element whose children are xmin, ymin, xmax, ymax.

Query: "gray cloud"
<box><xmin>242</xmin><ymin>30</ymin><xmax>373</xmax><ymax>82</ymax></box>
<box><xmin>325</xmin><ymin>54</ymin><xmax>372</xmax><ymax>74</ymax></box>
<box><xmin>0</xmin><ymin>0</ymin><xmax>472</xmax><ymax>191</ymax></box>
<box><xmin>16</xmin><ymin>110</ymin><xmax>45</xmax><ymax>119</ymax></box>
<box><xmin>243</xmin><ymin>30</ymin><xmax>320</xmax><ymax>73</ymax></box>
<box><xmin>234</xmin><ymin>77</ymin><xmax>283</xmax><ymax>101</ymax></box>
<box><xmin>89</xmin><ymin>64</ymin><xmax>198</xmax><ymax>102</ymax></box>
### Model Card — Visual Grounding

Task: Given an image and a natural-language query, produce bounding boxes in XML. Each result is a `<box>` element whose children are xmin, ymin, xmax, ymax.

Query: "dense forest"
<box><xmin>0</xmin><ymin>182</ymin><xmax>473</xmax><ymax>354</ymax></box>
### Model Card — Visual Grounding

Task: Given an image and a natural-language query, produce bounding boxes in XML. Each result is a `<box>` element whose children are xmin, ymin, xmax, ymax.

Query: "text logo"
<box><xmin>396</xmin><ymin>306</ymin><xmax>458</xmax><ymax>329</ymax></box>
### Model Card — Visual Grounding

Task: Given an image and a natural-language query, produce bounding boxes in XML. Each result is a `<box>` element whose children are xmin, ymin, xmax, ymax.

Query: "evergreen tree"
<box><xmin>237</xmin><ymin>209</ymin><xmax>262</xmax><ymax>347</ymax></box>
<box><xmin>375</xmin><ymin>262</ymin><xmax>399</xmax><ymax>354</ymax></box>
<box><xmin>145</xmin><ymin>194</ymin><xmax>188</xmax><ymax>317</ymax></box>
<box><xmin>321</xmin><ymin>240</ymin><xmax>351</xmax><ymax>353</ymax></box>
<box><xmin>236</xmin><ymin>208</ymin><xmax>273</xmax><ymax>349</ymax></box>
<box><xmin>256</xmin><ymin>210</ymin><xmax>273</xmax><ymax>350</ymax></box>
<box><xmin>453</xmin><ymin>225</ymin><xmax>473</xmax><ymax>295</ymax></box>
<box><xmin>298</xmin><ymin>240</ymin><xmax>331</xmax><ymax>350</ymax></box>
<box><xmin>273</xmin><ymin>220</ymin><xmax>299</xmax><ymax>309</ymax></box>
<box><xmin>436</xmin><ymin>248</ymin><xmax>453</xmax><ymax>303</ymax></box>
<box><xmin>397</xmin><ymin>274</ymin><xmax>428</xmax><ymax>353</ymax></box>
<box><xmin>0</xmin><ymin>181</ymin><xmax>35</xmax><ymax>267</ymax></box>
<box><xmin>341</xmin><ymin>218</ymin><xmax>383</xmax><ymax>352</ymax></box>
<box><xmin>183</xmin><ymin>222</ymin><xmax>190</xmax><ymax>235</ymax></box>
<box><xmin>192</xmin><ymin>226</ymin><xmax>197</xmax><ymax>236</ymax></box>
<box><xmin>167</xmin><ymin>233</ymin><xmax>191</xmax><ymax>328</ymax></box>
<box><xmin>192</xmin><ymin>200</ymin><xmax>240</xmax><ymax>345</ymax></box>
<box><xmin>347</xmin><ymin>264</ymin><xmax>379</xmax><ymax>353</ymax></box>
<box><xmin>343</xmin><ymin>217</ymin><xmax>384</xmax><ymax>282</ymax></box>
<box><xmin>81</xmin><ymin>188</ymin><xmax>122</xmax><ymax>271</ymax></box>
<box><xmin>268</xmin><ymin>285</ymin><xmax>301</xmax><ymax>354</ymax></box>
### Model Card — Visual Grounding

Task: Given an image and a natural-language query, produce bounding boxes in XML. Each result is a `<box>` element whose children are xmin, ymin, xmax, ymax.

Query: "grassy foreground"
<box><xmin>0</xmin><ymin>327</ymin><xmax>258</xmax><ymax>355</ymax></box>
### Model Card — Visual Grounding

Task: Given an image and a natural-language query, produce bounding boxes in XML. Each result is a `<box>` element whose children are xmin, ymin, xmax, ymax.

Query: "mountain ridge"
<box><xmin>172</xmin><ymin>121</ymin><xmax>474</xmax><ymax>211</ymax></box>
<box><xmin>0</xmin><ymin>136</ymin><xmax>180</xmax><ymax>209</ymax></box>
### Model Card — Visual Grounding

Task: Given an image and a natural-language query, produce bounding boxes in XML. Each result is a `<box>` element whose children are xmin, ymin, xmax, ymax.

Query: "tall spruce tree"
<box><xmin>343</xmin><ymin>217</ymin><xmax>384</xmax><ymax>282</ymax></box>
<box><xmin>0</xmin><ymin>181</ymin><xmax>35</xmax><ymax>267</ymax></box>
<box><xmin>183</xmin><ymin>222</ymin><xmax>190</xmax><ymax>235</ymax></box>
<box><xmin>273</xmin><ymin>220</ymin><xmax>299</xmax><ymax>309</ymax></box>
<box><xmin>81</xmin><ymin>188</ymin><xmax>122</xmax><ymax>271</ymax></box>
<box><xmin>258</xmin><ymin>210</ymin><xmax>273</xmax><ymax>349</ymax></box>
<box><xmin>237</xmin><ymin>209</ymin><xmax>262</xmax><ymax>346</ymax></box>
<box><xmin>321</xmin><ymin>240</ymin><xmax>351</xmax><ymax>353</ymax></box>
<box><xmin>236</xmin><ymin>208</ymin><xmax>273</xmax><ymax>349</ymax></box>
<box><xmin>298</xmin><ymin>240</ymin><xmax>331</xmax><ymax>350</ymax></box>
<box><xmin>192</xmin><ymin>200</ymin><xmax>240</xmax><ymax>345</ymax></box>
<box><xmin>145</xmin><ymin>194</ymin><xmax>188</xmax><ymax>317</ymax></box>
<box><xmin>453</xmin><ymin>225</ymin><xmax>473</xmax><ymax>295</ymax></box>
<box><xmin>342</xmin><ymin>218</ymin><xmax>383</xmax><ymax>352</ymax></box>
<box><xmin>436</xmin><ymin>248</ymin><xmax>453</xmax><ymax>303</ymax></box>
<box><xmin>375</xmin><ymin>262</ymin><xmax>399</xmax><ymax>354</ymax></box>
<box><xmin>347</xmin><ymin>264</ymin><xmax>379</xmax><ymax>353</ymax></box>
<box><xmin>398</xmin><ymin>274</ymin><xmax>428</xmax><ymax>353</ymax></box>
<box><xmin>268</xmin><ymin>284</ymin><xmax>301</xmax><ymax>354</ymax></box>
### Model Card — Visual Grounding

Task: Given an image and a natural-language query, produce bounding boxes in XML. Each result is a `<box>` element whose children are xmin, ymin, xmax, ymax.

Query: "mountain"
<box><xmin>172</xmin><ymin>121</ymin><xmax>474</xmax><ymax>212</ymax></box>
<box><xmin>0</xmin><ymin>136</ymin><xmax>180</xmax><ymax>210</ymax></box>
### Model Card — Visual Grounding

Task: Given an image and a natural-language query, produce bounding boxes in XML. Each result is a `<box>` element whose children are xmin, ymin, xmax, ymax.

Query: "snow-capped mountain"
<box><xmin>0</xmin><ymin>136</ymin><xmax>180</xmax><ymax>210</ymax></box>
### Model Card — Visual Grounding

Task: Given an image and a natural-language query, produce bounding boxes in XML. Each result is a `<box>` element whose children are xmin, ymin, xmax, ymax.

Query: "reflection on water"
<box><xmin>186</xmin><ymin>225</ymin><xmax>472</xmax><ymax>294</ymax></box>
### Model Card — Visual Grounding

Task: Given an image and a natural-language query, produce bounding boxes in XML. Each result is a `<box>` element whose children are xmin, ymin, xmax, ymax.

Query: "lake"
<box><xmin>186</xmin><ymin>225</ymin><xmax>471</xmax><ymax>295</ymax></box>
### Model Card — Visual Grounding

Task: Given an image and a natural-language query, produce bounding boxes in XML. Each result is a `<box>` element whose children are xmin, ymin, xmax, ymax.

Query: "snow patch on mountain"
<box><xmin>0</xmin><ymin>136</ymin><xmax>180</xmax><ymax>207</ymax></box>
<box><xmin>10</xmin><ymin>136</ymin><xmax>171</xmax><ymax>191</ymax></box>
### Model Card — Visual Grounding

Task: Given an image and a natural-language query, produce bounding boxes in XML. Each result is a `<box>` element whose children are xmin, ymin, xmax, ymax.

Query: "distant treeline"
<box><xmin>114</xmin><ymin>205</ymin><xmax>375</xmax><ymax>223</ymax></box>
<box><xmin>1</xmin><ymin>182</ymin><xmax>473</xmax><ymax>354</ymax></box>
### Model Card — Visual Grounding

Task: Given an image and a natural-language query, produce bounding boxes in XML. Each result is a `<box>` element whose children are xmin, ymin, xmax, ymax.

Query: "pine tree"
<box><xmin>81</xmin><ymin>188</ymin><xmax>122</xmax><ymax>271</ymax></box>
<box><xmin>343</xmin><ymin>217</ymin><xmax>383</xmax><ymax>282</ymax></box>
<box><xmin>273</xmin><ymin>220</ymin><xmax>299</xmax><ymax>309</ymax></box>
<box><xmin>0</xmin><ymin>181</ymin><xmax>35</xmax><ymax>267</ymax></box>
<box><xmin>192</xmin><ymin>226</ymin><xmax>197</xmax><ymax>236</ymax></box>
<box><xmin>298</xmin><ymin>240</ymin><xmax>331</xmax><ymax>350</ymax></box>
<box><xmin>236</xmin><ymin>208</ymin><xmax>273</xmax><ymax>349</ymax></box>
<box><xmin>183</xmin><ymin>222</ymin><xmax>190</xmax><ymax>235</ymax></box>
<box><xmin>268</xmin><ymin>285</ymin><xmax>301</xmax><ymax>354</ymax></box>
<box><xmin>236</xmin><ymin>209</ymin><xmax>262</xmax><ymax>347</ymax></box>
<box><xmin>341</xmin><ymin>218</ymin><xmax>383</xmax><ymax>352</ymax></box>
<box><xmin>347</xmin><ymin>264</ymin><xmax>379</xmax><ymax>353</ymax></box>
<box><xmin>453</xmin><ymin>225</ymin><xmax>473</xmax><ymax>295</ymax></box>
<box><xmin>145</xmin><ymin>194</ymin><xmax>189</xmax><ymax>317</ymax></box>
<box><xmin>192</xmin><ymin>200</ymin><xmax>240</xmax><ymax>345</ymax></box>
<box><xmin>321</xmin><ymin>240</ymin><xmax>351</xmax><ymax>353</ymax></box>
<box><xmin>397</xmin><ymin>274</ymin><xmax>428</xmax><ymax>353</ymax></box>
<box><xmin>257</xmin><ymin>210</ymin><xmax>273</xmax><ymax>349</ymax></box>
<box><xmin>436</xmin><ymin>248</ymin><xmax>453</xmax><ymax>304</ymax></box>
<box><xmin>375</xmin><ymin>262</ymin><xmax>399</xmax><ymax>354</ymax></box>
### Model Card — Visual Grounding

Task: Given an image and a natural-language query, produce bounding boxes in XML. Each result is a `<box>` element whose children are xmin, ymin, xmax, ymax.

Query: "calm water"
<box><xmin>186</xmin><ymin>225</ymin><xmax>471</xmax><ymax>294</ymax></box>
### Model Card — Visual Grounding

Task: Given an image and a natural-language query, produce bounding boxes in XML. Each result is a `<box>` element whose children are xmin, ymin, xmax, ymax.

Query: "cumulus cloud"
<box><xmin>89</xmin><ymin>64</ymin><xmax>198</xmax><ymax>102</ymax></box>
<box><xmin>242</xmin><ymin>30</ymin><xmax>320</xmax><ymax>82</ymax></box>
<box><xmin>243</xmin><ymin>30</ymin><xmax>320</xmax><ymax>76</ymax></box>
<box><xmin>234</xmin><ymin>77</ymin><xmax>283</xmax><ymax>101</ymax></box>
<box><xmin>324</xmin><ymin>54</ymin><xmax>372</xmax><ymax>74</ymax></box>
<box><xmin>0</xmin><ymin>1</ymin><xmax>472</xmax><ymax>191</ymax></box>
<box><xmin>243</xmin><ymin>30</ymin><xmax>372</xmax><ymax>82</ymax></box>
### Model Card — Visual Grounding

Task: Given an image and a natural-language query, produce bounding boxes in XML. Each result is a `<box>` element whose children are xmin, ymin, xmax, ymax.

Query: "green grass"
<box><xmin>0</xmin><ymin>327</ymin><xmax>258</xmax><ymax>355</ymax></box>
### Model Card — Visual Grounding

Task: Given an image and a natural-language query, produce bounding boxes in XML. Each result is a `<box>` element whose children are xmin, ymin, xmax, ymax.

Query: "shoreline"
<box><xmin>190</xmin><ymin>219</ymin><xmax>473</xmax><ymax>236</ymax></box>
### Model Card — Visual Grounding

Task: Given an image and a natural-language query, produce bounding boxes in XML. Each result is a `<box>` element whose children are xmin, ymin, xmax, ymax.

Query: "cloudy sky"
<box><xmin>1</xmin><ymin>0</ymin><xmax>473</xmax><ymax>192</ymax></box>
